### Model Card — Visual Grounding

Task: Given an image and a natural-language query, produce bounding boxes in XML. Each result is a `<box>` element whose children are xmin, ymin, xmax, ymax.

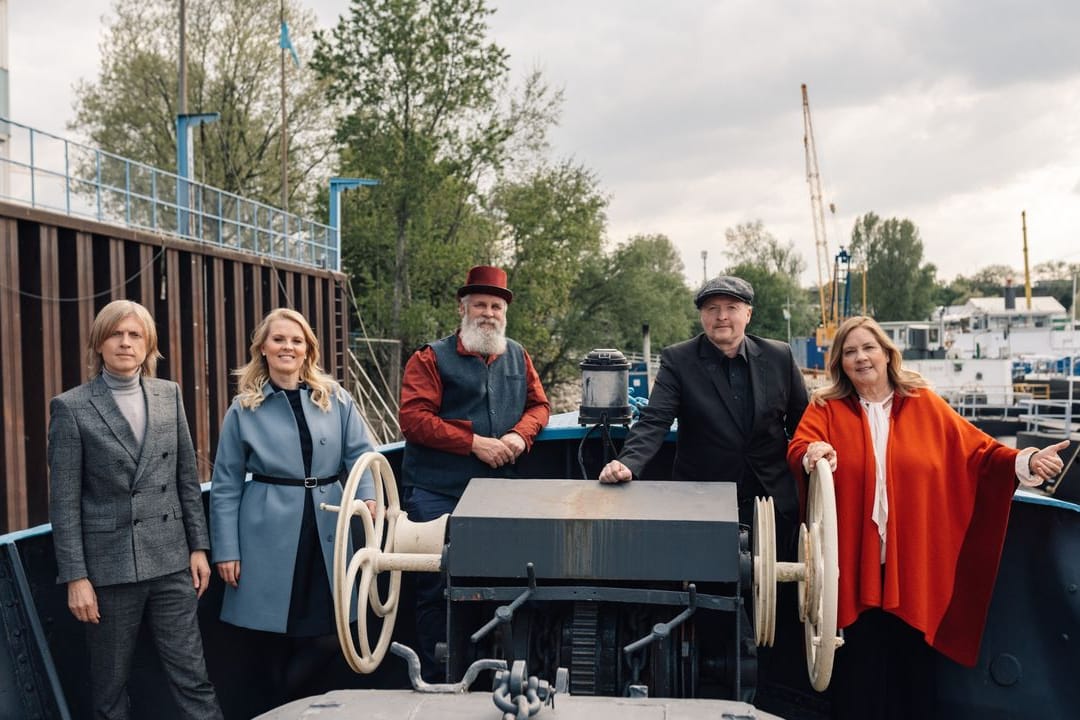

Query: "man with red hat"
<box><xmin>398</xmin><ymin>264</ymin><xmax>550</xmax><ymax>682</ymax></box>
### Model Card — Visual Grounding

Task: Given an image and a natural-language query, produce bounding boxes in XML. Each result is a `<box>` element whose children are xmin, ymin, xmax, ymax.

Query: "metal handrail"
<box><xmin>0</xmin><ymin>117</ymin><xmax>339</xmax><ymax>270</ymax></box>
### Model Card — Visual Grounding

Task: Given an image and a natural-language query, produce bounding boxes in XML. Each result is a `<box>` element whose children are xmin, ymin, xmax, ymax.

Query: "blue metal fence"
<box><xmin>0</xmin><ymin>117</ymin><xmax>339</xmax><ymax>270</ymax></box>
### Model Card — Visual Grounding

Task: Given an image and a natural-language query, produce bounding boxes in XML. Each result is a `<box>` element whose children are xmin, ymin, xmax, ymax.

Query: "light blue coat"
<box><xmin>209</xmin><ymin>382</ymin><xmax>375</xmax><ymax>632</ymax></box>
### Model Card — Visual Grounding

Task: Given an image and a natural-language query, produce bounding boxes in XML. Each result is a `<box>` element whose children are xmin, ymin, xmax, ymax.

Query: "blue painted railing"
<box><xmin>0</xmin><ymin>117</ymin><xmax>339</xmax><ymax>270</ymax></box>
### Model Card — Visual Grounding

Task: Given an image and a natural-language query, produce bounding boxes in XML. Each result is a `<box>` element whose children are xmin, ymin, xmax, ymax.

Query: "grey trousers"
<box><xmin>86</xmin><ymin>569</ymin><xmax>222</xmax><ymax>720</ymax></box>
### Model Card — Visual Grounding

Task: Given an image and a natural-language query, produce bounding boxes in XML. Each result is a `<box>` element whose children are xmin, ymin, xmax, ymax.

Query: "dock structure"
<box><xmin>0</xmin><ymin>199</ymin><xmax>350</xmax><ymax>533</ymax></box>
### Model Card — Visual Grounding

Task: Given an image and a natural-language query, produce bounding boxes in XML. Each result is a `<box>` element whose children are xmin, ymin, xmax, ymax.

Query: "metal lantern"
<box><xmin>578</xmin><ymin>348</ymin><xmax>632</xmax><ymax>426</ymax></box>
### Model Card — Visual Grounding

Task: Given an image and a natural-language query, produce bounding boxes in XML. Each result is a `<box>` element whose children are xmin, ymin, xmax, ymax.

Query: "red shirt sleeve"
<box><xmin>511</xmin><ymin>350</ymin><xmax>551</xmax><ymax>450</ymax></box>
<box><xmin>398</xmin><ymin>346</ymin><xmax>474</xmax><ymax>455</ymax></box>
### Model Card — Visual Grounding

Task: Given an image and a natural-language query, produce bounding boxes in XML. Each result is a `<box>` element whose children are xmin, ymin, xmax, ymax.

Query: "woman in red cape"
<box><xmin>788</xmin><ymin>316</ymin><xmax>1067</xmax><ymax>719</ymax></box>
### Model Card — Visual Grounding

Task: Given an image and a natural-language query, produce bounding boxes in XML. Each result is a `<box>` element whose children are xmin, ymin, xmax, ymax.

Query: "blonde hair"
<box><xmin>813</xmin><ymin>315</ymin><xmax>929</xmax><ymax>405</ymax></box>
<box><xmin>86</xmin><ymin>300</ymin><xmax>163</xmax><ymax>377</ymax></box>
<box><xmin>233</xmin><ymin>308</ymin><xmax>341</xmax><ymax>411</ymax></box>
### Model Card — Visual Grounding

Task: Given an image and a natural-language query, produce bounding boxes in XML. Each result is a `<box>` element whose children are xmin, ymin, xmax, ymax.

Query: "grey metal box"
<box><xmin>447</xmin><ymin>478</ymin><xmax>740</xmax><ymax>582</ymax></box>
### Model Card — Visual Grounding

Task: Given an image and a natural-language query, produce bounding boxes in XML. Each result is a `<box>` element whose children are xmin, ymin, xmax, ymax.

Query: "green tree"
<box><xmin>849</xmin><ymin>213</ymin><xmax>937</xmax><ymax>321</ymax></box>
<box><xmin>72</xmin><ymin>0</ymin><xmax>333</xmax><ymax>210</ymax></box>
<box><xmin>933</xmin><ymin>275</ymin><xmax>975</xmax><ymax>309</ymax></box>
<box><xmin>1032</xmin><ymin>261</ymin><xmax>1080</xmax><ymax>313</ymax></box>
<box><xmin>724</xmin><ymin>220</ymin><xmax>807</xmax><ymax>278</ymax></box>
<box><xmin>721</xmin><ymin>221</ymin><xmax>814</xmax><ymax>341</ymax></box>
<box><xmin>489</xmin><ymin>161</ymin><xmax>609</xmax><ymax>390</ymax></box>
<box><xmin>597</xmin><ymin>234</ymin><xmax>696</xmax><ymax>352</ymax></box>
<box><xmin>966</xmin><ymin>264</ymin><xmax>1017</xmax><ymax>297</ymax></box>
<box><xmin>312</xmin><ymin>0</ymin><xmax>559</xmax><ymax>347</ymax></box>
<box><xmin>724</xmin><ymin>263</ymin><xmax>816</xmax><ymax>341</ymax></box>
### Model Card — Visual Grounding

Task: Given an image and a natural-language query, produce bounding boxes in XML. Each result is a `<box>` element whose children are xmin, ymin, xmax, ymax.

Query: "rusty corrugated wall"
<box><xmin>0</xmin><ymin>200</ymin><xmax>350</xmax><ymax>532</ymax></box>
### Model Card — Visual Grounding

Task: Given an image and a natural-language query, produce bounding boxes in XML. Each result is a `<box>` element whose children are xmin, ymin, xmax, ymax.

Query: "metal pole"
<box><xmin>178</xmin><ymin>0</ymin><xmax>187</xmax><ymax>233</ymax></box>
<box><xmin>1072</xmin><ymin>272</ymin><xmax>1077</xmax><ymax>328</ymax></box>
<box><xmin>1021</xmin><ymin>210</ymin><xmax>1032</xmax><ymax>310</ymax></box>
<box><xmin>280</xmin><ymin>0</ymin><xmax>288</xmax><ymax>212</ymax></box>
<box><xmin>701</xmin><ymin>250</ymin><xmax>707</xmax><ymax>284</ymax></box>
<box><xmin>179</xmin><ymin>0</ymin><xmax>187</xmax><ymax>116</ymax></box>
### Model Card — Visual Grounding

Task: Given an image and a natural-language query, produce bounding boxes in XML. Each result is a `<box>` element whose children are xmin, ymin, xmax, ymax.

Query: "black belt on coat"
<box><xmin>251</xmin><ymin>474</ymin><xmax>339</xmax><ymax>488</ymax></box>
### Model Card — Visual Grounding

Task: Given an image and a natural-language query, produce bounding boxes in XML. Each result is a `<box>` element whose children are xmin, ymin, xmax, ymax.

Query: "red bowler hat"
<box><xmin>457</xmin><ymin>265</ymin><xmax>513</xmax><ymax>303</ymax></box>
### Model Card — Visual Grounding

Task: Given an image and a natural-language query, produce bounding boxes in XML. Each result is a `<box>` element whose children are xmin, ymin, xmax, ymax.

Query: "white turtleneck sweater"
<box><xmin>101</xmin><ymin>368</ymin><xmax>147</xmax><ymax>449</ymax></box>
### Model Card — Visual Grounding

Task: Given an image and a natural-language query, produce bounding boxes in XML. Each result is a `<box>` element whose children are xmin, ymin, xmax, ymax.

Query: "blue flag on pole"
<box><xmin>280</xmin><ymin>21</ymin><xmax>301</xmax><ymax>67</ymax></box>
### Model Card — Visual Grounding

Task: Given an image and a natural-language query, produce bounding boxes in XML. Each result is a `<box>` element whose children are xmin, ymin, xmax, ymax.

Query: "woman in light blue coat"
<box><xmin>210</xmin><ymin>308</ymin><xmax>375</xmax><ymax>704</ymax></box>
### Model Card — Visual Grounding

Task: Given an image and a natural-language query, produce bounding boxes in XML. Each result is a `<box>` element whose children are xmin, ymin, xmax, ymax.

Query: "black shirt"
<box><xmin>272</xmin><ymin>382</ymin><xmax>335</xmax><ymax>637</ymax></box>
<box><xmin>709</xmin><ymin>340</ymin><xmax>754</xmax><ymax>436</ymax></box>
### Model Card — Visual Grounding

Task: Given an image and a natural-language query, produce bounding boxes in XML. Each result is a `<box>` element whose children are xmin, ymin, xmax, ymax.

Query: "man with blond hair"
<box><xmin>48</xmin><ymin>299</ymin><xmax>221</xmax><ymax>719</ymax></box>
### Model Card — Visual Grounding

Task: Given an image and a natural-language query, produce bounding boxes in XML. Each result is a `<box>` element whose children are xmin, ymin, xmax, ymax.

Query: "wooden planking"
<box><xmin>314</xmin><ymin>279</ymin><xmax>325</xmax><ymax>357</ymax></box>
<box><xmin>39</xmin><ymin>226</ymin><xmax>63</xmax><ymax>417</ymax></box>
<box><xmin>75</xmin><ymin>232</ymin><xmax>95</xmax><ymax>384</ymax></box>
<box><xmin>251</xmin><ymin>265</ymin><xmax>264</xmax><ymax>325</ymax></box>
<box><xmin>0</xmin><ymin>206</ymin><xmax>349</xmax><ymax>532</ymax></box>
<box><xmin>0</xmin><ymin>219</ymin><xmax>28</xmax><ymax>529</ymax></box>
<box><xmin>109</xmin><ymin>238</ymin><xmax>125</xmax><ymax>300</ymax></box>
<box><xmin>211</xmin><ymin>258</ymin><xmax>228</xmax><ymax>424</ymax></box>
<box><xmin>232</xmin><ymin>263</ymin><xmax>246</xmax><ymax>368</ymax></box>
<box><xmin>139</xmin><ymin>244</ymin><xmax>155</xmax><ymax>310</ymax></box>
<box><xmin>300</xmin><ymin>273</ymin><xmax>311</xmax><ymax>322</ymax></box>
<box><xmin>189</xmin><ymin>254</ymin><xmax>210</xmax><ymax>478</ymax></box>
<box><xmin>327</xmin><ymin>279</ymin><xmax>341</xmax><ymax>378</ymax></box>
<box><xmin>166</xmin><ymin>249</ymin><xmax>183</xmax><ymax>384</ymax></box>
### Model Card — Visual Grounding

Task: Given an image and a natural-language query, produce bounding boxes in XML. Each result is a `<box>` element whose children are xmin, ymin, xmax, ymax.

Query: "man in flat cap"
<box><xmin>599</xmin><ymin>275</ymin><xmax>808</xmax><ymax>536</ymax></box>
<box><xmin>399</xmin><ymin>264</ymin><xmax>550</xmax><ymax>682</ymax></box>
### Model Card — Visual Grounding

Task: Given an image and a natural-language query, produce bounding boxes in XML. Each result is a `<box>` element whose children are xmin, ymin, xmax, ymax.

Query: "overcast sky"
<box><xmin>8</xmin><ymin>0</ymin><xmax>1080</xmax><ymax>288</ymax></box>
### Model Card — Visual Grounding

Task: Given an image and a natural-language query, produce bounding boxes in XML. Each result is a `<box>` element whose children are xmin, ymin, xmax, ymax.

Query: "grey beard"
<box><xmin>460</xmin><ymin>320</ymin><xmax>507</xmax><ymax>356</ymax></box>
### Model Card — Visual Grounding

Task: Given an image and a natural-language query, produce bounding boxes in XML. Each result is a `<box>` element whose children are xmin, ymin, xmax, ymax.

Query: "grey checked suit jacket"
<box><xmin>48</xmin><ymin>375</ymin><xmax>210</xmax><ymax>587</ymax></box>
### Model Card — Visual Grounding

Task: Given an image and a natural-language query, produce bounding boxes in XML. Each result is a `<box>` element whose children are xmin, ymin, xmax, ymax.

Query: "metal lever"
<box><xmin>471</xmin><ymin>563</ymin><xmax>537</xmax><ymax>643</ymax></box>
<box><xmin>391</xmin><ymin>642</ymin><xmax>506</xmax><ymax>693</ymax></box>
<box><xmin>622</xmin><ymin>584</ymin><xmax>698</xmax><ymax>656</ymax></box>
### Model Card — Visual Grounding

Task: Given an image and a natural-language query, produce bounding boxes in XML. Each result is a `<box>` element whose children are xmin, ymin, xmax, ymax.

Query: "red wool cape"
<box><xmin>787</xmin><ymin>390</ymin><xmax>1019</xmax><ymax>667</ymax></box>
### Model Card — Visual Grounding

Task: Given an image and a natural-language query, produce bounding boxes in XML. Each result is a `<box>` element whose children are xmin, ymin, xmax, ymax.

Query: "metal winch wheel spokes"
<box><xmin>752</xmin><ymin>458</ymin><xmax>843</xmax><ymax>691</ymax></box>
<box><xmin>320</xmin><ymin>451</ymin><xmax>447</xmax><ymax>674</ymax></box>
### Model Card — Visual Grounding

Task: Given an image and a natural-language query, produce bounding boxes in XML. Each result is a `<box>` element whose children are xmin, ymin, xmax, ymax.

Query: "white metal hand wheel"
<box><xmin>321</xmin><ymin>451</ymin><xmax>447</xmax><ymax>675</ymax></box>
<box><xmin>752</xmin><ymin>458</ymin><xmax>842</xmax><ymax>691</ymax></box>
<box><xmin>802</xmin><ymin>458</ymin><xmax>840</xmax><ymax>691</ymax></box>
<box><xmin>753</xmin><ymin>496</ymin><xmax>777</xmax><ymax>646</ymax></box>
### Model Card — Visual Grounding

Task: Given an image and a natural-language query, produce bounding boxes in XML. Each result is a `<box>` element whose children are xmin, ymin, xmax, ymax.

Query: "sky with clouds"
<box><xmin>8</xmin><ymin>0</ymin><xmax>1080</xmax><ymax>288</ymax></box>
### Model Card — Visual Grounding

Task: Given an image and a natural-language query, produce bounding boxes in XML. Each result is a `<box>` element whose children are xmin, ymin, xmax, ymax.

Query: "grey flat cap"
<box><xmin>695</xmin><ymin>275</ymin><xmax>755</xmax><ymax>308</ymax></box>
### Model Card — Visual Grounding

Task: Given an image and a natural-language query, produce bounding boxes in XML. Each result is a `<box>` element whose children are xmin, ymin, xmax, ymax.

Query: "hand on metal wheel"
<box><xmin>331</xmin><ymin>452</ymin><xmax>403</xmax><ymax>674</ymax></box>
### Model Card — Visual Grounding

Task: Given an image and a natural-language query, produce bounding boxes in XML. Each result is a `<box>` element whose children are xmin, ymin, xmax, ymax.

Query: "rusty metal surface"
<box><xmin>108</xmin><ymin>238</ymin><xmax>124</xmax><ymax>301</ymax></box>
<box><xmin>210</xmin><ymin>257</ymin><xmax>228</xmax><ymax>429</ymax></box>
<box><xmin>39</xmin><ymin>226</ymin><xmax>63</xmax><ymax>439</ymax></box>
<box><xmin>258</xmin><ymin>689</ymin><xmax>780</xmax><ymax>720</ymax></box>
<box><xmin>0</xmin><ymin>219</ymin><xmax>27</xmax><ymax>529</ymax></box>
<box><xmin>74</xmin><ymin>232</ymin><xmax>93</xmax><ymax>384</ymax></box>
<box><xmin>189</xmin><ymin>253</ymin><xmax>210</xmax><ymax>472</ymax></box>
<box><xmin>0</xmin><ymin>202</ymin><xmax>350</xmax><ymax>532</ymax></box>
<box><xmin>448</xmin><ymin>479</ymin><xmax>740</xmax><ymax>582</ymax></box>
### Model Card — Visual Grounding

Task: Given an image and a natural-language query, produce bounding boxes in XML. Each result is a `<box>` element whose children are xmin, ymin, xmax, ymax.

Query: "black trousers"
<box><xmin>403</xmin><ymin>486</ymin><xmax>459</xmax><ymax>683</ymax></box>
<box><xmin>829</xmin><ymin>608</ymin><xmax>938</xmax><ymax>720</ymax></box>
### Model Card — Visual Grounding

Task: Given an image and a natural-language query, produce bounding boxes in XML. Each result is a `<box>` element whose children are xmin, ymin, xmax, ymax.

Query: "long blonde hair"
<box><xmin>233</xmin><ymin>308</ymin><xmax>341</xmax><ymax>411</ymax></box>
<box><xmin>813</xmin><ymin>315</ymin><xmax>929</xmax><ymax>405</ymax></box>
<box><xmin>86</xmin><ymin>300</ymin><xmax>163</xmax><ymax>376</ymax></box>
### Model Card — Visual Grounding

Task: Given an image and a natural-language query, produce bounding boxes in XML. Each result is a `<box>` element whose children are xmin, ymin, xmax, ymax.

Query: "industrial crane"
<box><xmin>802</xmin><ymin>84</ymin><xmax>853</xmax><ymax>354</ymax></box>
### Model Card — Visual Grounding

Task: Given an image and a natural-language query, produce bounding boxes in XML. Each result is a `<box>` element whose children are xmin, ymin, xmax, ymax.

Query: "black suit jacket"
<box><xmin>618</xmin><ymin>333</ymin><xmax>809</xmax><ymax>523</ymax></box>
